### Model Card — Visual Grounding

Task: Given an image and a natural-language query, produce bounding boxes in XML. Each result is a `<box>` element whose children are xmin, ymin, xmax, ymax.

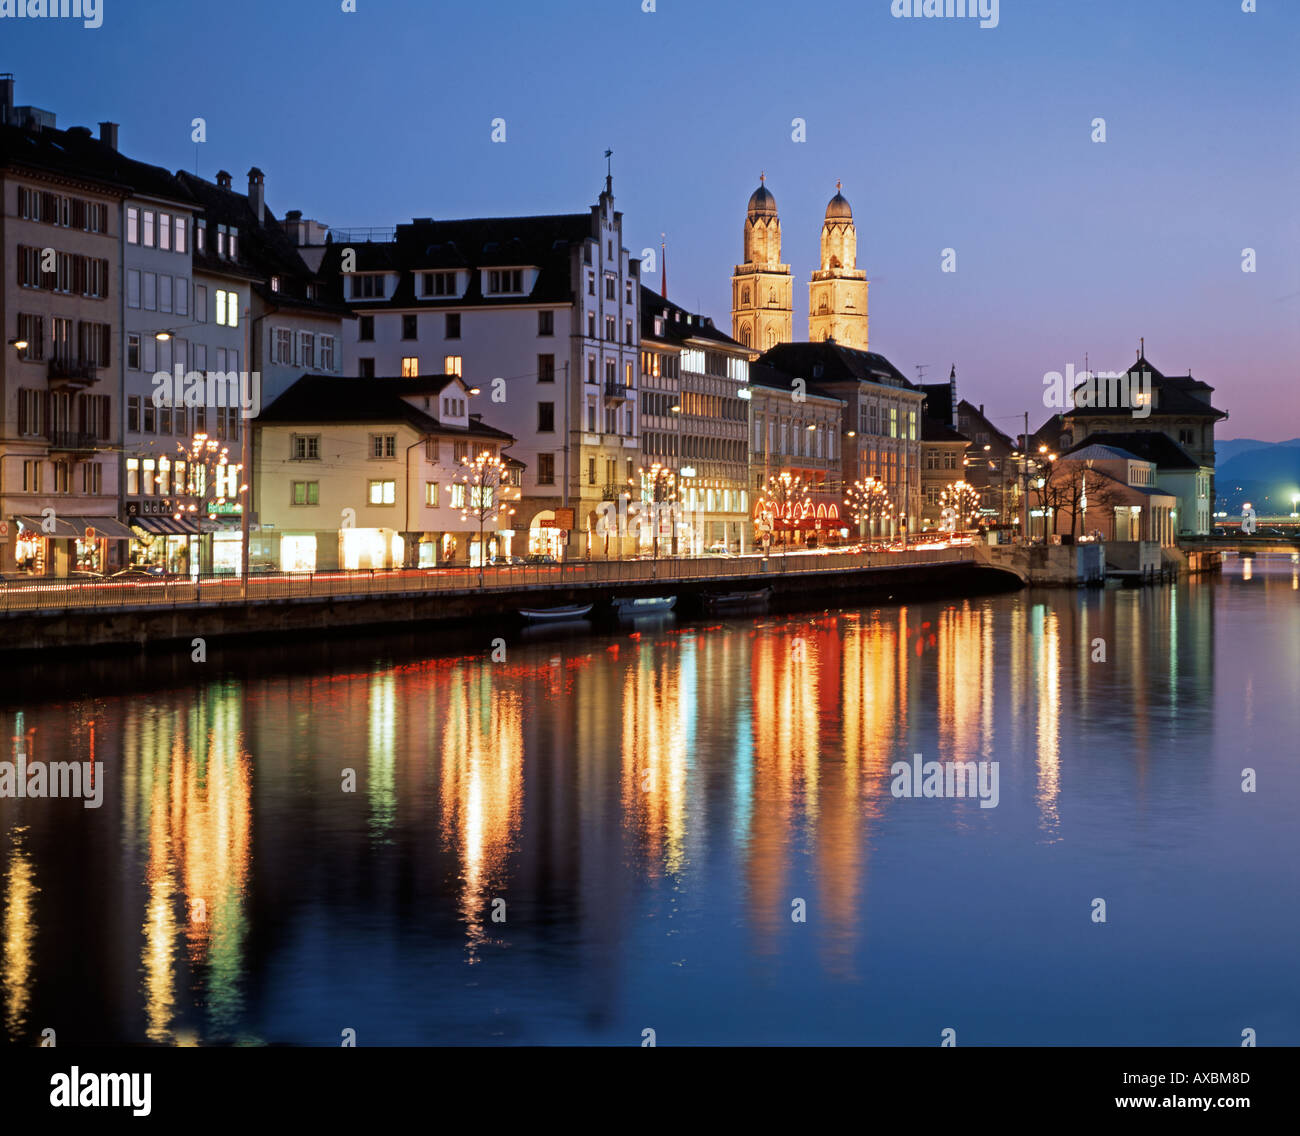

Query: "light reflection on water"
<box><xmin>1</xmin><ymin>555</ymin><xmax>1297</xmax><ymax>1045</ymax></box>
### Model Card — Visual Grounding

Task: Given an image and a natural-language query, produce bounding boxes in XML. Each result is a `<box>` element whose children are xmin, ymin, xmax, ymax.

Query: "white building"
<box><xmin>320</xmin><ymin>175</ymin><xmax>640</xmax><ymax>559</ymax></box>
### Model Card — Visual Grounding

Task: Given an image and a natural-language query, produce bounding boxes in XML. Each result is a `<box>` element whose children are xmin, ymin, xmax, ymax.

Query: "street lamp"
<box><xmin>8</xmin><ymin>337</ymin><xmax>29</xmax><ymax>352</ymax></box>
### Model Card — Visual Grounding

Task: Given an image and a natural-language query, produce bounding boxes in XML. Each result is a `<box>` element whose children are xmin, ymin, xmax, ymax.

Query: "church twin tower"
<box><xmin>730</xmin><ymin>175</ymin><xmax>869</xmax><ymax>353</ymax></box>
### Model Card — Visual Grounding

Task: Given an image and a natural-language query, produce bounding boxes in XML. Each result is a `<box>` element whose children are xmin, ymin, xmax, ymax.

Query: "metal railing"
<box><xmin>0</xmin><ymin>547</ymin><xmax>975</xmax><ymax>614</ymax></box>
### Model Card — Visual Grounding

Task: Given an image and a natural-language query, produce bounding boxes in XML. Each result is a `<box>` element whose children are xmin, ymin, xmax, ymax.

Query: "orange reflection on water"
<box><xmin>620</xmin><ymin>647</ymin><xmax>689</xmax><ymax>877</ymax></box>
<box><xmin>131</xmin><ymin>696</ymin><xmax>252</xmax><ymax>1043</ymax></box>
<box><xmin>439</xmin><ymin>670</ymin><xmax>524</xmax><ymax>961</ymax></box>
<box><xmin>1</xmin><ymin>827</ymin><xmax>36</xmax><ymax>1042</ymax></box>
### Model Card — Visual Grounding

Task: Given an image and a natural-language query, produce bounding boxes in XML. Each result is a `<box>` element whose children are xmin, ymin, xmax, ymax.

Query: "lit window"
<box><xmin>401</xmin><ymin>356</ymin><xmax>419</xmax><ymax>378</ymax></box>
<box><xmin>368</xmin><ymin>479</ymin><xmax>396</xmax><ymax>505</ymax></box>
<box><xmin>443</xmin><ymin>355</ymin><xmax>462</xmax><ymax>377</ymax></box>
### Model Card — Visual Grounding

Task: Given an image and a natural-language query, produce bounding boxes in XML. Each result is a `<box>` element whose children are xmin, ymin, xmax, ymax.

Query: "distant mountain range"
<box><xmin>1216</xmin><ymin>438</ymin><xmax>1300</xmax><ymax>513</ymax></box>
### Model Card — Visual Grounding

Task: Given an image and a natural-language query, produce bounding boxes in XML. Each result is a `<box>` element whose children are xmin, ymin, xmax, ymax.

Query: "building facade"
<box><xmin>324</xmin><ymin>176</ymin><xmax>639</xmax><ymax>560</ymax></box>
<box><xmin>257</xmin><ymin>375</ymin><xmax>516</xmax><ymax>570</ymax></box>
<box><xmin>1</xmin><ymin>86</ymin><xmax>131</xmax><ymax>575</ymax></box>
<box><xmin>639</xmin><ymin>287</ymin><xmax>750</xmax><ymax>554</ymax></box>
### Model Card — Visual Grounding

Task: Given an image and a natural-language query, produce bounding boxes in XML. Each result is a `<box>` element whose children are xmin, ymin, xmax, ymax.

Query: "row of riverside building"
<box><xmin>0</xmin><ymin>76</ymin><xmax>1226</xmax><ymax>577</ymax></box>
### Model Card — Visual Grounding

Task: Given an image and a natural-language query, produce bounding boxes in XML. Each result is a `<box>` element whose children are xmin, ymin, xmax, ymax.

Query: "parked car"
<box><xmin>523</xmin><ymin>554</ymin><xmax>559</xmax><ymax>566</ymax></box>
<box><xmin>68</xmin><ymin>569</ymin><xmax>107</xmax><ymax>581</ymax></box>
<box><xmin>487</xmin><ymin>555</ymin><xmax>526</xmax><ymax>567</ymax></box>
<box><xmin>705</xmin><ymin>542</ymin><xmax>733</xmax><ymax>557</ymax></box>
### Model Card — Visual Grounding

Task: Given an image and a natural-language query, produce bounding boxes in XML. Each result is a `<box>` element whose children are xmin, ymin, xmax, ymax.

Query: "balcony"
<box><xmin>48</xmin><ymin>357</ymin><xmax>99</xmax><ymax>389</ymax></box>
<box><xmin>47</xmin><ymin>431</ymin><xmax>100</xmax><ymax>455</ymax></box>
<box><xmin>603</xmin><ymin>381</ymin><xmax>628</xmax><ymax>402</ymax></box>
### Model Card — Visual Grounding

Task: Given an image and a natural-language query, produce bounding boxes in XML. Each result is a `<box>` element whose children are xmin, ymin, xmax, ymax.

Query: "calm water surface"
<box><xmin>2</xmin><ymin>555</ymin><xmax>1297</xmax><ymax>1045</ymax></box>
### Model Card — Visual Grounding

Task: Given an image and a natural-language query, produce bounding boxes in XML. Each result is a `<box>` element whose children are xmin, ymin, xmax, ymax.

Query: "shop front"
<box><xmin>340</xmin><ymin>527</ymin><xmax>401</xmax><ymax>570</ymax></box>
<box><xmin>13</xmin><ymin>515</ymin><xmax>134</xmax><ymax>577</ymax></box>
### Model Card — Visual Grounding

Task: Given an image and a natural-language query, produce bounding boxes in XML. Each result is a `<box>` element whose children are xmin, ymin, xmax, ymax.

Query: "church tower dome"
<box><xmin>732</xmin><ymin>173</ymin><xmax>793</xmax><ymax>352</ymax></box>
<box><xmin>808</xmin><ymin>182</ymin><xmax>869</xmax><ymax>351</ymax></box>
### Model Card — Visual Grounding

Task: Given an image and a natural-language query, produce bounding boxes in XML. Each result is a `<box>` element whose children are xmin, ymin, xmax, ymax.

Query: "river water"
<box><xmin>1</xmin><ymin>554</ymin><xmax>1296</xmax><ymax>1046</ymax></box>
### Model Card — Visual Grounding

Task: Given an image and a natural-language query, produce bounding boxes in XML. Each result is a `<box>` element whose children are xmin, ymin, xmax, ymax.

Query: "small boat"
<box><xmin>518</xmin><ymin>602</ymin><xmax>593</xmax><ymax>622</ymax></box>
<box><xmin>612</xmin><ymin>595</ymin><xmax>677</xmax><ymax>614</ymax></box>
<box><xmin>702</xmin><ymin>587</ymin><xmax>772</xmax><ymax>614</ymax></box>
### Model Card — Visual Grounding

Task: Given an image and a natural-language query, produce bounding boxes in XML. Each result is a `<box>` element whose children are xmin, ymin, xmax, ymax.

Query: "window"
<box><xmin>625</xmin><ymin>319</ymin><xmax>633</xmax><ymax>345</ymax></box>
<box><xmin>587</xmin><ymin>272</ymin><xmax>595</xmax><ymax>296</ymax></box>
<box><xmin>175</xmin><ymin>278</ymin><xmax>188</xmax><ymax>317</ymax></box>
<box><xmin>274</xmin><ymin>327</ymin><xmax>293</xmax><ymax>364</ymax></box>
<box><xmin>158</xmin><ymin>214</ymin><xmax>171</xmax><ymax>251</ymax></box>
<box><xmin>538</xmin><ymin>310</ymin><xmax>554</xmax><ymax>336</ymax></box>
<box><xmin>127</xmin><ymin>207</ymin><xmax>139</xmax><ymax>244</ymax></box>
<box><xmin>449</xmin><ymin>484</ymin><xmax>466</xmax><ymax>509</ymax></box>
<box><xmin>196</xmin><ymin>218</ymin><xmax>206</xmax><ymax>252</ymax></box>
<box><xmin>291</xmin><ymin>481</ymin><xmax>320</xmax><ymax>506</ymax></box>
<box><xmin>143</xmin><ymin>273</ymin><xmax>157</xmax><ymax>311</ymax></box>
<box><xmin>453</xmin><ymin>440</ymin><xmax>469</xmax><ymax>464</ymax></box>
<box><xmin>605</xmin><ymin>276</ymin><xmax>616</xmax><ymax>300</ymax></box>
<box><xmin>538</xmin><ymin>354</ymin><xmax>555</xmax><ymax>383</ymax></box>
<box><xmin>358</xmin><ymin>358</ymin><xmax>375</xmax><ymax>378</ymax></box>
<box><xmin>357</xmin><ymin>315</ymin><xmax>375</xmax><ymax>341</ymax></box>
<box><xmin>445</xmin><ymin>313</ymin><xmax>460</xmax><ymax>339</ymax></box>
<box><xmin>351</xmin><ymin>274</ymin><xmax>386</xmax><ymax>299</ymax></box>
<box><xmin>300</xmin><ymin>332</ymin><xmax>315</xmax><ymax>369</ymax></box>
<box><xmin>291</xmin><ymin>434</ymin><xmax>321</xmax><ymax>460</ymax></box>
<box><xmin>587</xmin><ymin>356</ymin><xmax>596</xmax><ymax>384</ymax></box>
<box><xmin>142</xmin><ymin>210</ymin><xmax>155</xmax><ymax>247</ymax></box>
<box><xmin>127</xmin><ymin>333</ymin><xmax>140</xmax><ymax>370</ymax></box>
<box><xmin>320</xmin><ymin>336</ymin><xmax>336</xmax><ymax>371</ymax></box>
<box><xmin>16</xmin><ymin>314</ymin><xmax>44</xmax><ymax>361</ymax></box>
<box><xmin>174</xmin><ymin>217</ymin><xmax>187</xmax><ymax>253</ymax></box>
<box><xmin>588</xmin><ymin>457</ymin><xmax>597</xmax><ymax>485</ymax></box>
<box><xmin>486</xmin><ymin>268</ymin><xmax>523</xmax><ymax>294</ymax></box>
<box><xmin>82</xmin><ymin>462</ymin><xmax>102</xmax><ymax>495</ymax></box>
<box><xmin>159</xmin><ymin>274</ymin><xmax>173</xmax><ymax>314</ymax></box>
<box><xmin>538</xmin><ymin>454</ymin><xmax>555</xmax><ymax>484</ymax></box>
<box><xmin>195</xmin><ymin>285</ymin><xmax>207</xmax><ymax>322</ymax></box>
<box><xmin>215</xmin><ymin>289</ymin><xmax>239</xmax><ymax>327</ymax></box>
<box><xmin>587</xmin><ymin>312</ymin><xmax>596</xmax><ymax>338</ymax></box>
<box><xmin>443</xmin><ymin>355</ymin><xmax>462</xmax><ymax>377</ymax></box>
<box><xmin>402</xmin><ymin>314</ymin><xmax>418</xmax><ymax>340</ymax></box>
<box><xmin>23</xmin><ymin>460</ymin><xmax>42</xmax><ymax>493</ymax></box>
<box><xmin>626</xmin><ymin>280</ymin><xmax>633</xmax><ymax>305</ymax></box>
<box><xmin>229</xmin><ymin>230</ymin><xmax>238</xmax><ymax>260</ymax></box>
<box><xmin>402</xmin><ymin>356</ymin><xmax>419</xmax><ymax>377</ymax></box>
<box><xmin>370</xmin><ymin>434</ymin><xmax>396</xmax><ymax>459</ymax></box>
<box><xmin>421</xmin><ymin>271</ymin><xmax>457</xmax><ymax>297</ymax></box>
<box><xmin>270</xmin><ymin>275</ymin><xmax>280</xmax><ymax>293</ymax></box>
<box><xmin>538</xmin><ymin>402</ymin><xmax>555</xmax><ymax>432</ymax></box>
<box><xmin>368</xmin><ymin>479</ymin><xmax>396</xmax><ymax>505</ymax></box>
<box><xmin>425</xmin><ymin>482</ymin><xmax>439</xmax><ymax>507</ymax></box>
<box><xmin>605</xmin><ymin>316</ymin><xmax>616</xmax><ymax>341</ymax></box>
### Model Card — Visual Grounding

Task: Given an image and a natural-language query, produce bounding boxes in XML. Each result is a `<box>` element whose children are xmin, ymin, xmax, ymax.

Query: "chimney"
<box><xmin>98</xmin><ymin>121</ymin><xmax>119</xmax><ymax>150</ymax></box>
<box><xmin>0</xmin><ymin>74</ymin><xmax>13</xmax><ymax>125</ymax></box>
<box><xmin>247</xmin><ymin>167</ymin><xmax>265</xmax><ymax>224</ymax></box>
<box><xmin>284</xmin><ymin>209</ymin><xmax>302</xmax><ymax>244</ymax></box>
<box><xmin>216</xmin><ymin>170</ymin><xmax>232</xmax><ymax>190</ymax></box>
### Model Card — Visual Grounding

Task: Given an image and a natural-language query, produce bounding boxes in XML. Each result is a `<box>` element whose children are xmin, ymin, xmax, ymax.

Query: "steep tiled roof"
<box><xmin>1067</xmin><ymin>355</ymin><xmax>1226</xmax><ymax>419</ymax></box>
<box><xmin>755</xmin><ymin>340</ymin><xmax>914</xmax><ymax>391</ymax></box>
<box><xmin>175</xmin><ymin>170</ymin><xmax>350</xmax><ymax>316</ymax></box>
<box><xmin>317</xmin><ymin>212</ymin><xmax>600</xmax><ymax>310</ymax></box>
<box><xmin>260</xmin><ymin>374</ymin><xmax>514</xmax><ymax>441</ymax></box>
<box><xmin>640</xmin><ymin>285</ymin><xmax>743</xmax><ymax>348</ymax></box>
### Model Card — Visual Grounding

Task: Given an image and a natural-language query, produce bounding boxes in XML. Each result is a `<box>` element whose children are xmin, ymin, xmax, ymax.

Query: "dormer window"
<box><xmin>216</xmin><ymin>225</ymin><xmax>227</xmax><ymax>256</ymax></box>
<box><xmin>229</xmin><ymin>230</ymin><xmax>238</xmax><ymax>260</ymax></box>
<box><xmin>270</xmin><ymin>276</ymin><xmax>281</xmax><ymax>293</ymax></box>
<box><xmin>351</xmin><ymin>274</ymin><xmax>386</xmax><ymax>299</ymax></box>
<box><xmin>486</xmin><ymin>268</ymin><xmax>523</xmax><ymax>294</ymax></box>
<box><xmin>195</xmin><ymin>219</ymin><xmax>206</xmax><ymax>252</ymax></box>
<box><xmin>421</xmin><ymin>271</ymin><xmax>457</xmax><ymax>297</ymax></box>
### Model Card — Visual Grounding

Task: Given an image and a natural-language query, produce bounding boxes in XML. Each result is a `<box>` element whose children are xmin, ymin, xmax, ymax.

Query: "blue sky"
<box><xmin>4</xmin><ymin>0</ymin><xmax>1297</xmax><ymax>439</ymax></box>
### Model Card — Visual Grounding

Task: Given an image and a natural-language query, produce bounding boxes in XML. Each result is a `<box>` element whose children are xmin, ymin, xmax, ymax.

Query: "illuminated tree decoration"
<box><xmin>843</xmin><ymin>476</ymin><xmax>894</xmax><ymax>535</ymax></box>
<box><xmin>938</xmin><ymin>481</ymin><xmax>981</xmax><ymax>529</ymax></box>
<box><xmin>756</xmin><ymin>472</ymin><xmax>810</xmax><ymax>550</ymax></box>
<box><xmin>457</xmin><ymin>449</ymin><xmax>518</xmax><ymax>584</ymax></box>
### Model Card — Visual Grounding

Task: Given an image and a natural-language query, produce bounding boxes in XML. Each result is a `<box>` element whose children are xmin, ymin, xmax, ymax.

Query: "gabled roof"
<box><xmin>955</xmin><ymin>400</ymin><xmax>1016</xmax><ymax>450</ymax></box>
<box><xmin>175</xmin><ymin>170</ymin><xmax>351</xmax><ymax>317</ymax></box>
<box><xmin>754</xmin><ymin>340</ymin><xmax>914</xmax><ymax>392</ymax></box>
<box><xmin>1061</xmin><ymin>443</ymin><xmax>1147</xmax><ymax>464</ymax></box>
<box><xmin>917</xmin><ymin>382</ymin><xmax>955</xmax><ymax>426</ymax></box>
<box><xmin>259</xmin><ymin>374</ymin><xmax>514</xmax><ymax>440</ymax></box>
<box><xmin>1067</xmin><ymin>355</ymin><xmax>1227</xmax><ymax>419</ymax></box>
<box><xmin>1065</xmin><ymin>431</ymin><xmax>1202</xmax><ymax>470</ymax></box>
<box><xmin>317</xmin><ymin>211</ymin><xmax>600</xmax><ymax>310</ymax></box>
<box><xmin>639</xmin><ymin>285</ymin><xmax>743</xmax><ymax>349</ymax></box>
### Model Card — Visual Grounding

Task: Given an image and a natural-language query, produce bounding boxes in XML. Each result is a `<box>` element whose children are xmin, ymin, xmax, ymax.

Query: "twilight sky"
<box><xmin>4</xmin><ymin>0</ymin><xmax>1296</xmax><ymax>440</ymax></box>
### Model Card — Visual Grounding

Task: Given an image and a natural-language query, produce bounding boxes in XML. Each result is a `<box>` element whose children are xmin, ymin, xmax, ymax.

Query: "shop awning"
<box><xmin>15</xmin><ymin>514</ymin><xmax>81</xmax><ymax>538</ymax></box>
<box><xmin>130</xmin><ymin>515</ymin><xmax>200</xmax><ymax>536</ymax></box>
<box><xmin>65</xmin><ymin>516</ymin><xmax>135</xmax><ymax>540</ymax></box>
